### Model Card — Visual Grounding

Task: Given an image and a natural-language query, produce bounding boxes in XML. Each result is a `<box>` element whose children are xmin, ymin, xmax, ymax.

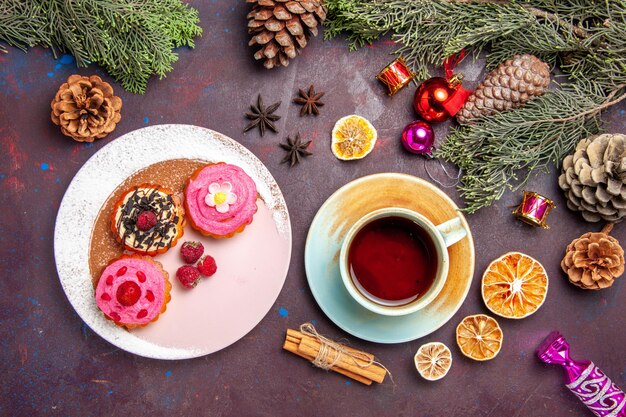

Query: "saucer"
<box><xmin>304</xmin><ymin>173</ymin><xmax>475</xmax><ymax>343</ymax></box>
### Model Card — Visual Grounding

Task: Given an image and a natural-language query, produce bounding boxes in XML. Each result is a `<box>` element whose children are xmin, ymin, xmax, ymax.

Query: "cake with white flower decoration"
<box><xmin>184</xmin><ymin>163</ymin><xmax>258</xmax><ymax>238</ymax></box>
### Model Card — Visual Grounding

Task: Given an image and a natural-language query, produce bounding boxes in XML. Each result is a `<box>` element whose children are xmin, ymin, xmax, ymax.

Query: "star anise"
<box><xmin>244</xmin><ymin>94</ymin><xmax>281</xmax><ymax>136</ymax></box>
<box><xmin>293</xmin><ymin>85</ymin><xmax>324</xmax><ymax>117</ymax></box>
<box><xmin>280</xmin><ymin>133</ymin><xmax>312</xmax><ymax>167</ymax></box>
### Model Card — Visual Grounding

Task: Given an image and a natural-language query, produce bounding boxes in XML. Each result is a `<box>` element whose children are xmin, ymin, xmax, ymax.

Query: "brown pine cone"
<box><xmin>561</xmin><ymin>224</ymin><xmax>625</xmax><ymax>290</ymax></box>
<box><xmin>247</xmin><ymin>0</ymin><xmax>327</xmax><ymax>69</ymax></box>
<box><xmin>51</xmin><ymin>75</ymin><xmax>122</xmax><ymax>142</ymax></box>
<box><xmin>558</xmin><ymin>133</ymin><xmax>626</xmax><ymax>222</ymax></box>
<box><xmin>456</xmin><ymin>54</ymin><xmax>550</xmax><ymax>125</ymax></box>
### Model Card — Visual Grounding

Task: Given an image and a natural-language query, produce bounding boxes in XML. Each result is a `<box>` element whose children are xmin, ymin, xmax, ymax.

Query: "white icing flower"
<box><xmin>205</xmin><ymin>182</ymin><xmax>237</xmax><ymax>213</ymax></box>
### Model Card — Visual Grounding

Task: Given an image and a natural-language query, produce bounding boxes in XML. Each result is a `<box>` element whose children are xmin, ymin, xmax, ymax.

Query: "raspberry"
<box><xmin>136</xmin><ymin>210</ymin><xmax>157</xmax><ymax>231</ymax></box>
<box><xmin>180</xmin><ymin>241</ymin><xmax>204</xmax><ymax>264</ymax></box>
<box><xmin>116</xmin><ymin>281</ymin><xmax>141</xmax><ymax>306</ymax></box>
<box><xmin>197</xmin><ymin>255</ymin><xmax>217</xmax><ymax>277</ymax></box>
<box><xmin>176</xmin><ymin>265</ymin><xmax>201</xmax><ymax>289</ymax></box>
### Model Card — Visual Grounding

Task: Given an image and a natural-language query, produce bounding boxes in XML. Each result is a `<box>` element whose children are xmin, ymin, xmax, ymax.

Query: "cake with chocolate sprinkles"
<box><xmin>110</xmin><ymin>183</ymin><xmax>185</xmax><ymax>255</ymax></box>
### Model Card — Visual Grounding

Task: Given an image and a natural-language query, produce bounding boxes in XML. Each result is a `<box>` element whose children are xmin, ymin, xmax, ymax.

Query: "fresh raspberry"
<box><xmin>176</xmin><ymin>265</ymin><xmax>201</xmax><ymax>289</ymax></box>
<box><xmin>136</xmin><ymin>210</ymin><xmax>157</xmax><ymax>231</ymax></box>
<box><xmin>116</xmin><ymin>281</ymin><xmax>141</xmax><ymax>306</ymax></box>
<box><xmin>180</xmin><ymin>241</ymin><xmax>204</xmax><ymax>264</ymax></box>
<box><xmin>197</xmin><ymin>255</ymin><xmax>217</xmax><ymax>277</ymax></box>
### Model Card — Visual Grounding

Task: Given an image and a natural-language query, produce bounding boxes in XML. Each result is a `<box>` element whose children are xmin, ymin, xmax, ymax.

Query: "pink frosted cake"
<box><xmin>184</xmin><ymin>163</ymin><xmax>258</xmax><ymax>238</ymax></box>
<box><xmin>95</xmin><ymin>255</ymin><xmax>171</xmax><ymax>328</ymax></box>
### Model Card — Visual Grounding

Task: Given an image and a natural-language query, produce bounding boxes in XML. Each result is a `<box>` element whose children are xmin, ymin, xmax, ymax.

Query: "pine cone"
<box><xmin>558</xmin><ymin>133</ymin><xmax>626</xmax><ymax>222</ymax></box>
<box><xmin>51</xmin><ymin>75</ymin><xmax>122</xmax><ymax>142</ymax></box>
<box><xmin>456</xmin><ymin>54</ymin><xmax>550</xmax><ymax>125</ymax></box>
<box><xmin>561</xmin><ymin>224</ymin><xmax>624</xmax><ymax>289</ymax></box>
<box><xmin>247</xmin><ymin>0</ymin><xmax>327</xmax><ymax>69</ymax></box>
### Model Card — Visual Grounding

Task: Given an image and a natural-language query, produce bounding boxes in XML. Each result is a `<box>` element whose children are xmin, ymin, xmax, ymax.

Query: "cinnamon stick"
<box><xmin>282</xmin><ymin>339</ymin><xmax>372</xmax><ymax>385</ymax></box>
<box><xmin>297</xmin><ymin>337</ymin><xmax>386</xmax><ymax>384</ymax></box>
<box><xmin>287</xmin><ymin>329</ymin><xmax>375</xmax><ymax>361</ymax></box>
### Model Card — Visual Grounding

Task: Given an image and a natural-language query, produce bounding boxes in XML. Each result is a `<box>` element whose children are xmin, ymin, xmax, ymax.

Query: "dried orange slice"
<box><xmin>331</xmin><ymin>115</ymin><xmax>377</xmax><ymax>160</ymax></box>
<box><xmin>414</xmin><ymin>342</ymin><xmax>452</xmax><ymax>381</ymax></box>
<box><xmin>456</xmin><ymin>314</ymin><xmax>503</xmax><ymax>361</ymax></box>
<box><xmin>481</xmin><ymin>252</ymin><xmax>549</xmax><ymax>319</ymax></box>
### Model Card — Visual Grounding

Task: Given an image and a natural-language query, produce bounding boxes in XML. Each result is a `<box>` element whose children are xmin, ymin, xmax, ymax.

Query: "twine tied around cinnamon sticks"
<box><xmin>282</xmin><ymin>323</ymin><xmax>390</xmax><ymax>385</ymax></box>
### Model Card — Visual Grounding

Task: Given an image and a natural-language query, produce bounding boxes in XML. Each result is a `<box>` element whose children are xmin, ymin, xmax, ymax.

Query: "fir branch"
<box><xmin>325</xmin><ymin>0</ymin><xmax>626</xmax><ymax>211</ymax></box>
<box><xmin>434</xmin><ymin>84</ymin><xmax>626</xmax><ymax>212</ymax></box>
<box><xmin>0</xmin><ymin>0</ymin><xmax>202</xmax><ymax>94</ymax></box>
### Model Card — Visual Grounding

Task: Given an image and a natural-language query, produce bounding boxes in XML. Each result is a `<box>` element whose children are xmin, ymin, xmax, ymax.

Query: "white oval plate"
<box><xmin>54</xmin><ymin>125</ymin><xmax>291</xmax><ymax>359</ymax></box>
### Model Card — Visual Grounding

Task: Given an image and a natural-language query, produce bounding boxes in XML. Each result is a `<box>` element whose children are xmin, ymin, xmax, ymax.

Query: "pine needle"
<box><xmin>324</xmin><ymin>0</ymin><xmax>626</xmax><ymax>211</ymax></box>
<box><xmin>0</xmin><ymin>0</ymin><xmax>202</xmax><ymax>94</ymax></box>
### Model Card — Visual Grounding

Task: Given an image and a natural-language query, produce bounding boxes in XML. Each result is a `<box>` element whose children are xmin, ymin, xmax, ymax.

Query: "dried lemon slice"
<box><xmin>331</xmin><ymin>115</ymin><xmax>377</xmax><ymax>160</ymax></box>
<box><xmin>414</xmin><ymin>342</ymin><xmax>452</xmax><ymax>381</ymax></box>
<box><xmin>481</xmin><ymin>252</ymin><xmax>549</xmax><ymax>319</ymax></box>
<box><xmin>456</xmin><ymin>314</ymin><xmax>503</xmax><ymax>361</ymax></box>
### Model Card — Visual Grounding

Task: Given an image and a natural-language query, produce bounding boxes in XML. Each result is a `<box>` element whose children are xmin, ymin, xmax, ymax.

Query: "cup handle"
<box><xmin>435</xmin><ymin>217</ymin><xmax>467</xmax><ymax>247</ymax></box>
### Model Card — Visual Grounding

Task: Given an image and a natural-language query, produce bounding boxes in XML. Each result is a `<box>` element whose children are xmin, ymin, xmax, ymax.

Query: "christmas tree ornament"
<box><xmin>401</xmin><ymin>120</ymin><xmax>435</xmax><ymax>156</ymax></box>
<box><xmin>413</xmin><ymin>51</ymin><xmax>472</xmax><ymax>123</ymax></box>
<box><xmin>558</xmin><ymin>133</ymin><xmax>626</xmax><ymax>223</ymax></box>
<box><xmin>244</xmin><ymin>94</ymin><xmax>282</xmax><ymax>137</ymax></box>
<box><xmin>456</xmin><ymin>54</ymin><xmax>550</xmax><ymax>125</ymax></box>
<box><xmin>375</xmin><ymin>57</ymin><xmax>415</xmax><ymax>96</ymax></box>
<box><xmin>561</xmin><ymin>224</ymin><xmax>624</xmax><ymax>290</ymax></box>
<box><xmin>246</xmin><ymin>0</ymin><xmax>327</xmax><ymax>69</ymax></box>
<box><xmin>537</xmin><ymin>331</ymin><xmax>626</xmax><ymax>417</ymax></box>
<box><xmin>414</xmin><ymin>77</ymin><xmax>455</xmax><ymax>123</ymax></box>
<box><xmin>512</xmin><ymin>191</ymin><xmax>555</xmax><ymax>229</ymax></box>
<box><xmin>50</xmin><ymin>75</ymin><xmax>122</xmax><ymax>143</ymax></box>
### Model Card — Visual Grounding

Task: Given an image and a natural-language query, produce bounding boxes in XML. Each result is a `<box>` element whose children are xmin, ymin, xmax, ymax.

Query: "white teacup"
<box><xmin>339</xmin><ymin>207</ymin><xmax>467</xmax><ymax>316</ymax></box>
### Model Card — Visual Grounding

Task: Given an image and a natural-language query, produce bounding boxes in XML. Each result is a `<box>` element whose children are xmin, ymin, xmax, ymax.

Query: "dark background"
<box><xmin>1</xmin><ymin>1</ymin><xmax>624</xmax><ymax>416</ymax></box>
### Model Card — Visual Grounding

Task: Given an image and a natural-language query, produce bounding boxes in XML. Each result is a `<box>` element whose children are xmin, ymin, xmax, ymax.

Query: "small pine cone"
<box><xmin>247</xmin><ymin>0</ymin><xmax>327</xmax><ymax>69</ymax></box>
<box><xmin>456</xmin><ymin>54</ymin><xmax>550</xmax><ymax>125</ymax></box>
<box><xmin>558</xmin><ymin>133</ymin><xmax>626</xmax><ymax>222</ymax></box>
<box><xmin>561</xmin><ymin>224</ymin><xmax>624</xmax><ymax>290</ymax></box>
<box><xmin>51</xmin><ymin>75</ymin><xmax>122</xmax><ymax>142</ymax></box>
